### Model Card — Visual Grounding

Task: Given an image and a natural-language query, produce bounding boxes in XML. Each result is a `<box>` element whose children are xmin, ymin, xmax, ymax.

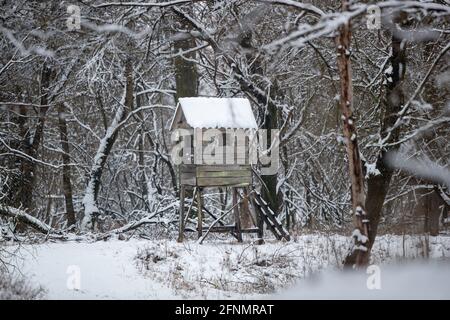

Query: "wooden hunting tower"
<box><xmin>170</xmin><ymin>97</ymin><xmax>290</xmax><ymax>243</ymax></box>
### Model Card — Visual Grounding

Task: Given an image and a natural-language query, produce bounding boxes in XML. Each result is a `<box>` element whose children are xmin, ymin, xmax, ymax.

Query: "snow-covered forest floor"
<box><xmin>2</xmin><ymin>233</ymin><xmax>450</xmax><ymax>299</ymax></box>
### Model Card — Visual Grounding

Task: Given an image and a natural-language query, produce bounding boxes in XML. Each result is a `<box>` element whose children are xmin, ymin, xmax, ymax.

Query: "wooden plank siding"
<box><xmin>197</xmin><ymin>177</ymin><xmax>251</xmax><ymax>187</ymax></box>
<box><xmin>196</xmin><ymin>170</ymin><xmax>249</xmax><ymax>178</ymax></box>
<box><xmin>180</xmin><ymin>165</ymin><xmax>252</xmax><ymax>187</ymax></box>
<box><xmin>197</xmin><ymin>165</ymin><xmax>250</xmax><ymax>172</ymax></box>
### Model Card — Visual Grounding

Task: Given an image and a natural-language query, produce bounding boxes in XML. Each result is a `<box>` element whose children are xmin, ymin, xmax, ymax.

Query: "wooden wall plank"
<box><xmin>196</xmin><ymin>170</ymin><xmax>251</xmax><ymax>178</ymax></box>
<box><xmin>196</xmin><ymin>165</ymin><xmax>251</xmax><ymax>172</ymax></box>
<box><xmin>197</xmin><ymin>176</ymin><xmax>251</xmax><ymax>187</ymax></box>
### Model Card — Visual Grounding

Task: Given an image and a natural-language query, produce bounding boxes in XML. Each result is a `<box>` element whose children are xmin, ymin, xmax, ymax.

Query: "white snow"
<box><xmin>174</xmin><ymin>97</ymin><xmax>258</xmax><ymax>129</ymax></box>
<box><xmin>384</xmin><ymin>65</ymin><xmax>393</xmax><ymax>75</ymax></box>
<box><xmin>365</xmin><ymin>162</ymin><xmax>381</xmax><ymax>178</ymax></box>
<box><xmin>352</xmin><ymin>229</ymin><xmax>368</xmax><ymax>244</ymax></box>
<box><xmin>355</xmin><ymin>206</ymin><xmax>365</xmax><ymax>216</ymax></box>
<box><xmin>353</xmin><ymin>244</ymin><xmax>368</xmax><ymax>252</ymax></box>
<box><xmin>276</xmin><ymin>261</ymin><xmax>450</xmax><ymax>300</ymax></box>
<box><xmin>4</xmin><ymin>234</ymin><xmax>450</xmax><ymax>299</ymax></box>
<box><xmin>6</xmin><ymin>240</ymin><xmax>174</xmax><ymax>299</ymax></box>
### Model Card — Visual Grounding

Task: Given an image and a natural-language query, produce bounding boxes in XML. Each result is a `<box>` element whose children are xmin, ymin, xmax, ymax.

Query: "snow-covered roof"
<box><xmin>170</xmin><ymin>97</ymin><xmax>258</xmax><ymax>130</ymax></box>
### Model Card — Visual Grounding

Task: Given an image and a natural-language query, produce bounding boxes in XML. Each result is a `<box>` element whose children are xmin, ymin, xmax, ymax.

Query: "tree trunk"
<box><xmin>336</xmin><ymin>0</ymin><xmax>369</xmax><ymax>268</ymax></box>
<box><xmin>415</xmin><ymin>189</ymin><xmax>442</xmax><ymax>236</ymax></box>
<box><xmin>240</xmin><ymin>188</ymin><xmax>252</xmax><ymax>229</ymax></box>
<box><xmin>6</xmin><ymin>104</ymin><xmax>27</xmax><ymax>207</ymax></box>
<box><xmin>261</xmin><ymin>104</ymin><xmax>280</xmax><ymax>215</ymax></box>
<box><xmin>135</xmin><ymin>94</ymin><xmax>150</xmax><ymax>209</ymax></box>
<box><xmin>173</xmin><ymin>11</ymin><xmax>198</xmax><ymax>200</ymax></box>
<box><xmin>345</xmin><ymin>12</ymin><xmax>408</xmax><ymax>266</ymax></box>
<box><xmin>173</xmin><ymin>12</ymin><xmax>198</xmax><ymax>101</ymax></box>
<box><xmin>16</xmin><ymin>62</ymin><xmax>52</xmax><ymax>212</ymax></box>
<box><xmin>7</xmin><ymin>63</ymin><xmax>52</xmax><ymax>233</ymax></box>
<box><xmin>238</xmin><ymin>25</ymin><xmax>281</xmax><ymax>215</ymax></box>
<box><xmin>57</xmin><ymin>103</ymin><xmax>76</xmax><ymax>227</ymax></box>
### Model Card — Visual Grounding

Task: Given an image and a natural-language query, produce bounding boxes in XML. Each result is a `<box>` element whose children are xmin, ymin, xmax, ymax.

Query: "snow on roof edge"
<box><xmin>174</xmin><ymin>97</ymin><xmax>258</xmax><ymax>129</ymax></box>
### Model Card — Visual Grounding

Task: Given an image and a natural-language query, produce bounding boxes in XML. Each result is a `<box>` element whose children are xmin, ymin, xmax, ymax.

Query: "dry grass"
<box><xmin>0</xmin><ymin>272</ymin><xmax>45</xmax><ymax>300</ymax></box>
<box><xmin>135</xmin><ymin>233</ymin><xmax>450</xmax><ymax>299</ymax></box>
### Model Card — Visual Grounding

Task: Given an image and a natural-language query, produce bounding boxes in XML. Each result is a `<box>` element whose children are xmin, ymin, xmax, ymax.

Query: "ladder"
<box><xmin>251</xmin><ymin>190</ymin><xmax>291</xmax><ymax>241</ymax></box>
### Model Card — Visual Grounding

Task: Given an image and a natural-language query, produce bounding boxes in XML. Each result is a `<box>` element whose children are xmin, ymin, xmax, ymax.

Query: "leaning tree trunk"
<box><xmin>81</xmin><ymin>60</ymin><xmax>133</xmax><ymax>231</ymax></box>
<box><xmin>336</xmin><ymin>0</ymin><xmax>370</xmax><ymax>268</ymax></box>
<box><xmin>57</xmin><ymin>103</ymin><xmax>76</xmax><ymax>227</ymax></box>
<box><xmin>0</xmin><ymin>204</ymin><xmax>56</xmax><ymax>235</ymax></box>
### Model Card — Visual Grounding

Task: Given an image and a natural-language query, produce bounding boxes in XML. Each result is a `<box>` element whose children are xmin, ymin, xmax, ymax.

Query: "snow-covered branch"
<box><xmin>0</xmin><ymin>204</ymin><xmax>56</xmax><ymax>235</ymax></box>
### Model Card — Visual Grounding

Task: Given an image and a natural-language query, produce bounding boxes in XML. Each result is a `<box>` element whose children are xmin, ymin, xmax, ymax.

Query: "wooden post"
<box><xmin>256</xmin><ymin>211</ymin><xmax>264</xmax><ymax>245</ymax></box>
<box><xmin>197</xmin><ymin>187</ymin><xmax>203</xmax><ymax>239</ymax></box>
<box><xmin>177</xmin><ymin>185</ymin><xmax>185</xmax><ymax>243</ymax></box>
<box><xmin>240</xmin><ymin>187</ymin><xmax>252</xmax><ymax>229</ymax></box>
<box><xmin>233</xmin><ymin>188</ymin><xmax>243</xmax><ymax>242</ymax></box>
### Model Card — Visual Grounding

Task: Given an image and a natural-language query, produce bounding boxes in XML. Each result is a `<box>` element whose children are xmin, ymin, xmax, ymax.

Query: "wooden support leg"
<box><xmin>233</xmin><ymin>187</ymin><xmax>243</xmax><ymax>242</ymax></box>
<box><xmin>240</xmin><ymin>187</ymin><xmax>252</xmax><ymax>229</ymax></box>
<box><xmin>256</xmin><ymin>210</ymin><xmax>264</xmax><ymax>245</ymax></box>
<box><xmin>250</xmin><ymin>192</ymin><xmax>264</xmax><ymax>245</ymax></box>
<box><xmin>177</xmin><ymin>185</ymin><xmax>185</xmax><ymax>243</ymax></box>
<box><xmin>197</xmin><ymin>188</ymin><xmax>203</xmax><ymax>239</ymax></box>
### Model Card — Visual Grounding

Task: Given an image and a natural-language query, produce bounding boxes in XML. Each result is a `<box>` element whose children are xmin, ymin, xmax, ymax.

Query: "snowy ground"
<box><xmin>277</xmin><ymin>261</ymin><xmax>450</xmax><ymax>299</ymax></box>
<box><xmin>3</xmin><ymin>233</ymin><xmax>450</xmax><ymax>299</ymax></box>
<box><xmin>5</xmin><ymin>240</ymin><xmax>174</xmax><ymax>299</ymax></box>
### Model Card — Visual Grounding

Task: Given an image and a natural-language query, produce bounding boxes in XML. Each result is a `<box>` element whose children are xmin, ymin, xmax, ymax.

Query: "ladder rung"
<box><xmin>251</xmin><ymin>190</ymin><xmax>291</xmax><ymax>242</ymax></box>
